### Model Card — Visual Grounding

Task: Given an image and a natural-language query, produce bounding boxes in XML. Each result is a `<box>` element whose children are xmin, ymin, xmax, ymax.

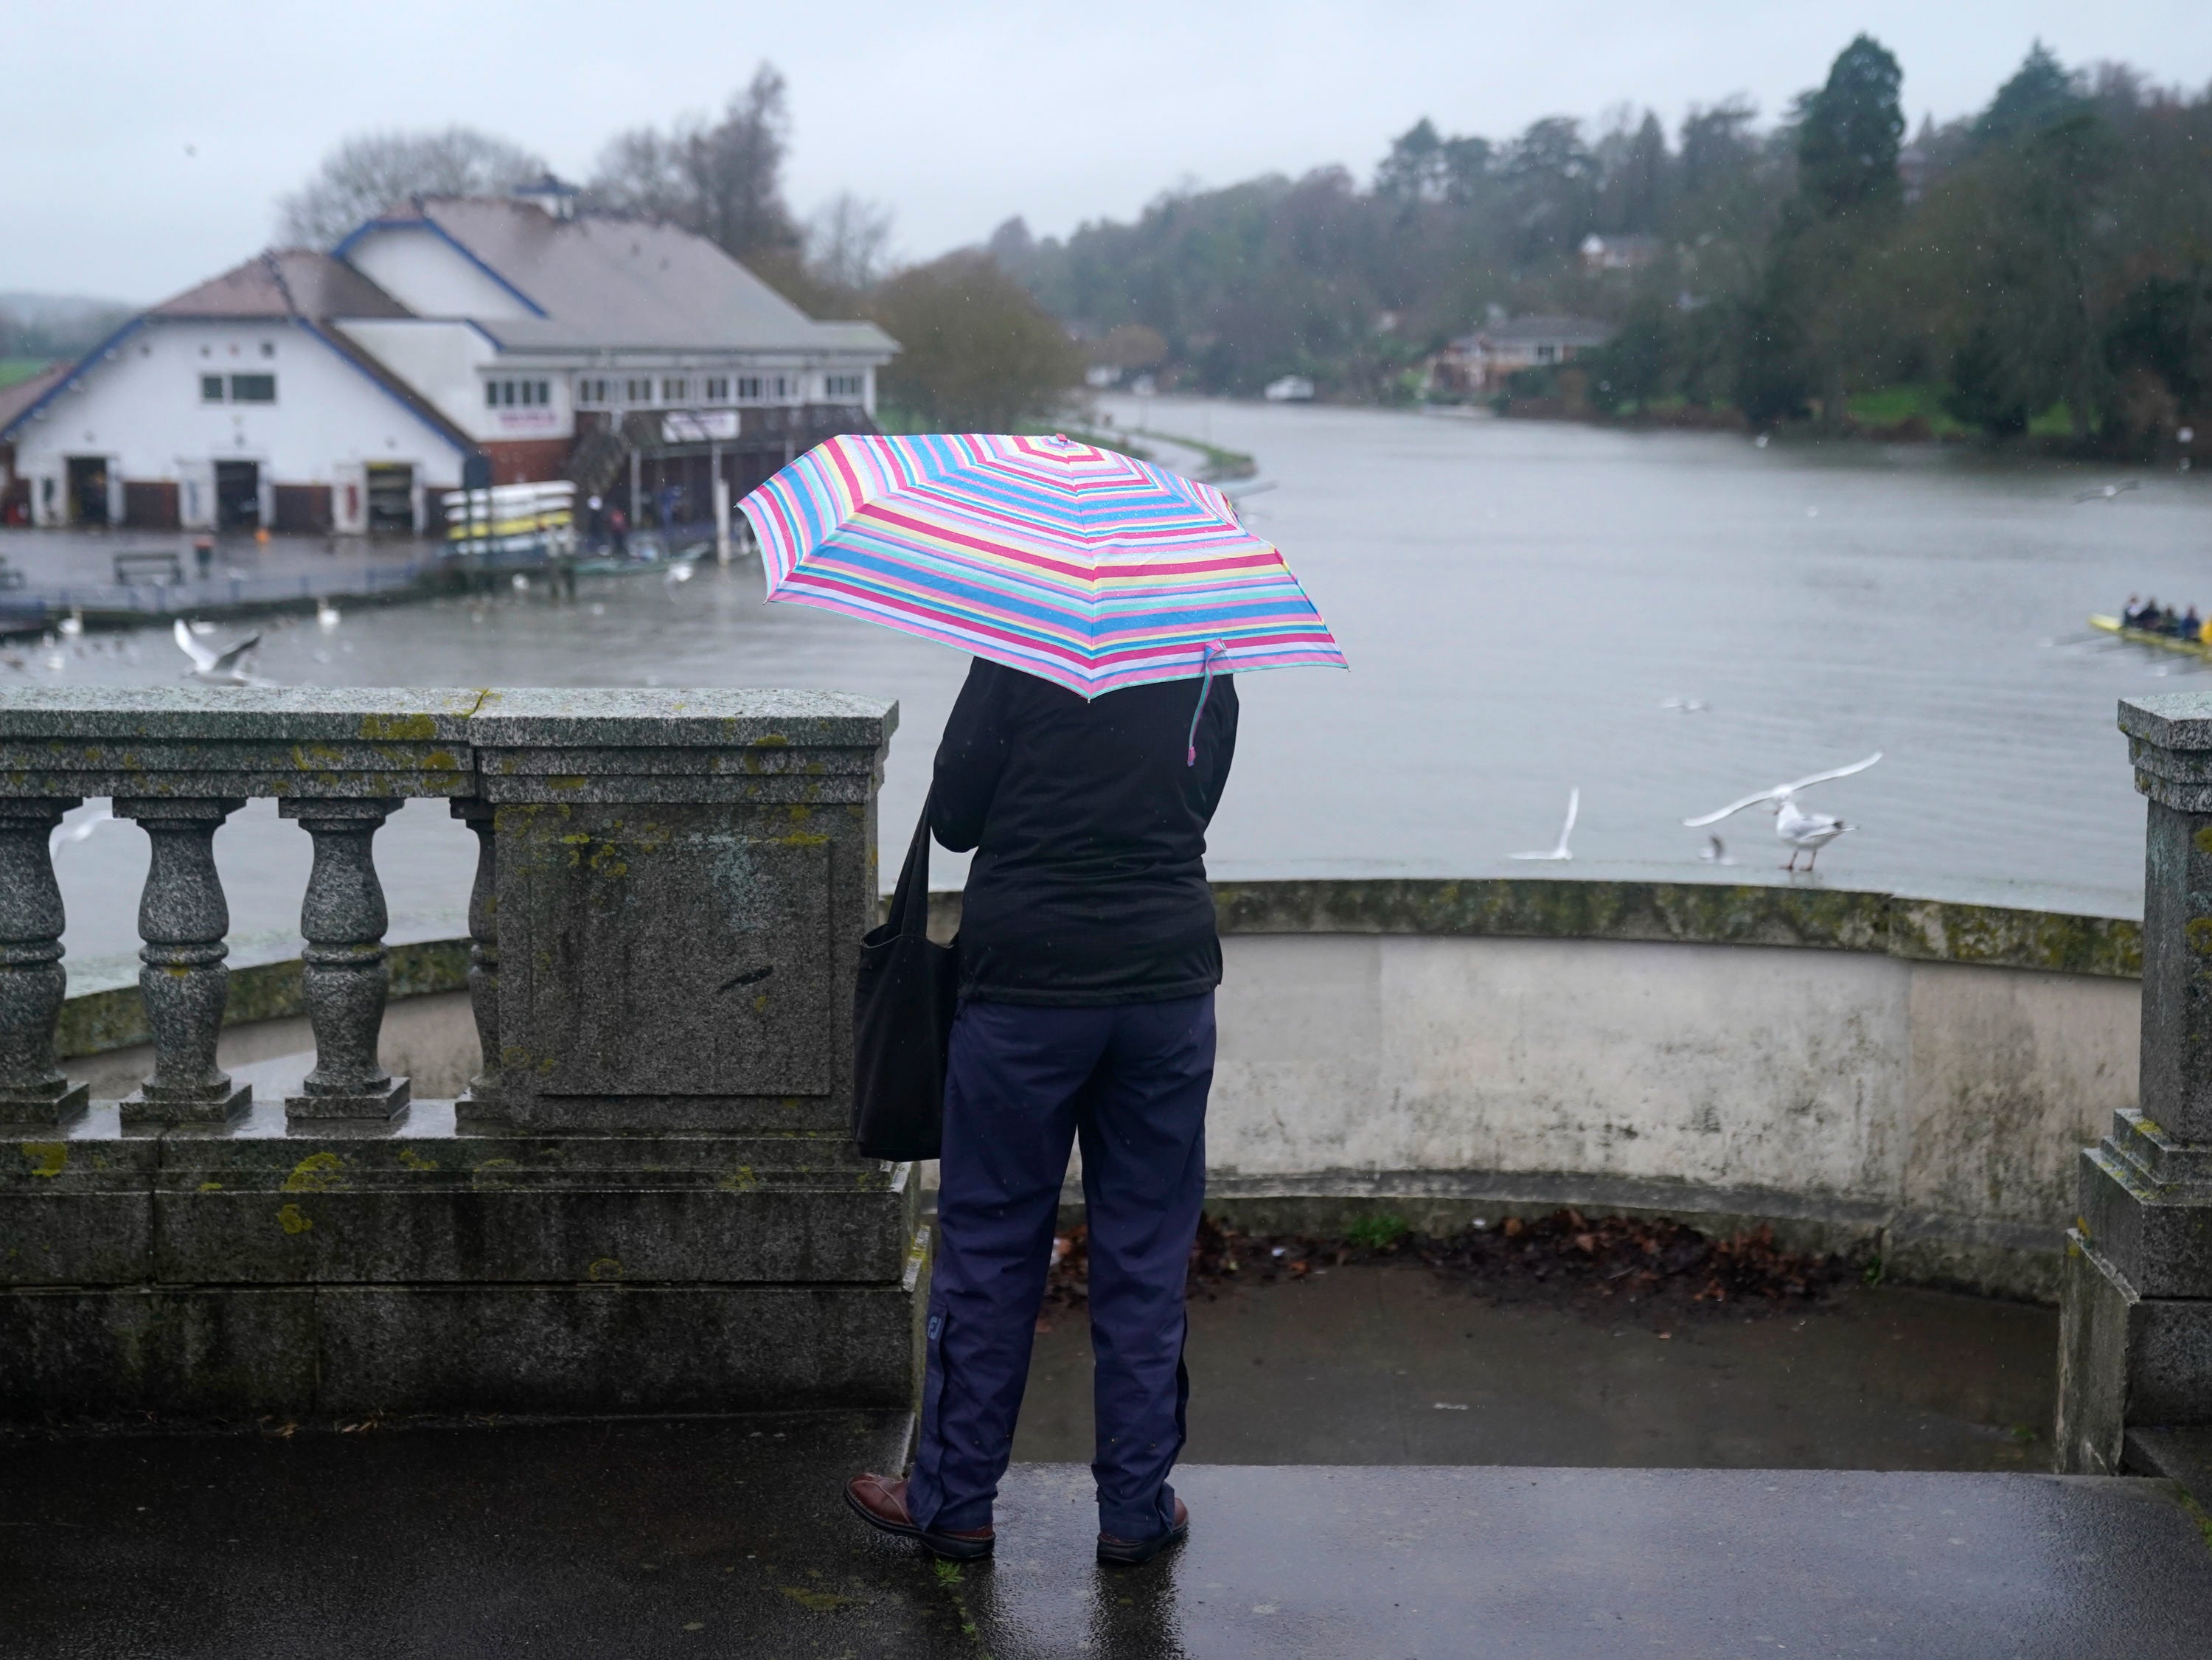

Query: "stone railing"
<box><xmin>0</xmin><ymin>687</ymin><xmax>921</xmax><ymax>1421</ymax></box>
<box><xmin>2059</xmin><ymin>694</ymin><xmax>2212</xmax><ymax>1479</ymax></box>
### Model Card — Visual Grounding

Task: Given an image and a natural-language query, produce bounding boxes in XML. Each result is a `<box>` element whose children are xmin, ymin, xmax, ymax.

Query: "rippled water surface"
<box><xmin>15</xmin><ymin>397</ymin><xmax>2209</xmax><ymax>984</ymax></box>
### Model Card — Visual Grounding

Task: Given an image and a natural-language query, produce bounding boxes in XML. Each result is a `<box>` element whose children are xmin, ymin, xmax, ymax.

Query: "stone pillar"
<box><xmin>282</xmin><ymin>797</ymin><xmax>408</xmax><ymax>1122</ymax></box>
<box><xmin>470</xmin><ymin>688</ymin><xmax>893</xmax><ymax>1134</ymax></box>
<box><xmin>451</xmin><ymin>797</ymin><xmax>501</xmax><ymax>1117</ymax></box>
<box><xmin>0</xmin><ymin>799</ymin><xmax>89</xmax><ymax>1125</ymax></box>
<box><xmin>114</xmin><ymin>797</ymin><xmax>249</xmax><ymax>1126</ymax></box>
<box><xmin>2057</xmin><ymin>695</ymin><xmax>2212</xmax><ymax>1473</ymax></box>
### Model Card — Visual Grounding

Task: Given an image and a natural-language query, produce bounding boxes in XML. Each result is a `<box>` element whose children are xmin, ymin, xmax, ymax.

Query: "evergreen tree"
<box><xmin>1975</xmin><ymin>41</ymin><xmax>2082</xmax><ymax>149</ymax></box>
<box><xmin>1796</xmin><ymin>35</ymin><xmax>1905</xmax><ymax>218</ymax></box>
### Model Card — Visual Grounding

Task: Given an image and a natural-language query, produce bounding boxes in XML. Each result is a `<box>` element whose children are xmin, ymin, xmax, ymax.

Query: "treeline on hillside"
<box><xmin>990</xmin><ymin>39</ymin><xmax>2212</xmax><ymax>448</ymax></box>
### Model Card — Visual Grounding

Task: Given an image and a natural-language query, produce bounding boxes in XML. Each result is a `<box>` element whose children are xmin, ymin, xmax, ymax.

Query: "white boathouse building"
<box><xmin>0</xmin><ymin>179</ymin><xmax>896</xmax><ymax>534</ymax></box>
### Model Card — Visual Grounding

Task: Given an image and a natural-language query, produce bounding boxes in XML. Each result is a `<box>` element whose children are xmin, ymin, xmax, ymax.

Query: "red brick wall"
<box><xmin>484</xmin><ymin>439</ymin><xmax>574</xmax><ymax>484</ymax></box>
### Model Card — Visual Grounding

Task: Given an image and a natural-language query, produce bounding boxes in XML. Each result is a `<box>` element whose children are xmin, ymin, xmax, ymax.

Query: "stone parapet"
<box><xmin>0</xmin><ymin>686</ymin><xmax>915</xmax><ymax>1421</ymax></box>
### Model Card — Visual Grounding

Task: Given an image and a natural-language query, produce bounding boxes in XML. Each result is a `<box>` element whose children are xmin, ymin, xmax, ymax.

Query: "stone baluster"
<box><xmin>114</xmin><ymin>798</ymin><xmax>248</xmax><ymax>1125</ymax></box>
<box><xmin>0</xmin><ymin>799</ymin><xmax>89</xmax><ymax>1125</ymax></box>
<box><xmin>282</xmin><ymin>798</ymin><xmax>408</xmax><ymax>1122</ymax></box>
<box><xmin>452</xmin><ymin>797</ymin><xmax>501</xmax><ymax>1114</ymax></box>
<box><xmin>2057</xmin><ymin>696</ymin><xmax>2212</xmax><ymax>1476</ymax></box>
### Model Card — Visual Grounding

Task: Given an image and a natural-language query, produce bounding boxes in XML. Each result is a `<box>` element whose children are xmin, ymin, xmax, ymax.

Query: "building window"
<box><xmin>625</xmin><ymin>377</ymin><xmax>652</xmax><ymax>403</ymax></box>
<box><xmin>735</xmin><ymin>375</ymin><xmax>762</xmax><ymax>402</ymax></box>
<box><xmin>229</xmin><ymin>373</ymin><xmax>276</xmax><ymax>403</ymax></box>
<box><xmin>773</xmin><ymin>375</ymin><xmax>792</xmax><ymax>400</ymax></box>
<box><xmin>577</xmin><ymin>378</ymin><xmax>609</xmax><ymax>406</ymax></box>
<box><xmin>825</xmin><ymin>373</ymin><xmax>863</xmax><ymax>400</ymax></box>
<box><xmin>661</xmin><ymin>376</ymin><xmax>689</xmax><ymax>403</ymax></box>
<box><xmin>704</xmin><ymin>375</ymin><xmax>730</xmax><ymax>402</ymax></box>
<box><xmin>1537</xmin><ymin>344</ymin><xmax>1558</xmax><ymax>363</ymax></box>
<box><xmin>200</xmin><ymin>375</ymin><xmax>224</xmax><ymax>403</ymax></box>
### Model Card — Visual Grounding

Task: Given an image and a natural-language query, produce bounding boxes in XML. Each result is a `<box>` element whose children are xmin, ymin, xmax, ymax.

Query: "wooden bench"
<box><xmin>113</xmin><ymin>550</ymin><xmax>184</xmax><ymax>586</ymax></box>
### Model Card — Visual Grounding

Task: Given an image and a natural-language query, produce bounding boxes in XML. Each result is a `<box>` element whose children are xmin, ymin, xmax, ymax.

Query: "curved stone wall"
<box><xmin>60</xmin><ymin>878</ymin><xmax>2141</xmax><ymax>1299</ymax></box>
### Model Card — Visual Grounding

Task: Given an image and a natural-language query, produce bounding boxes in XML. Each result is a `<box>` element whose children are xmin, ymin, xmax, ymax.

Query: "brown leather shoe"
<box><xmin>844</xmin><ymin>1472</ymin><xmax>995</xmax><ymax>1561</ymax></box>
<box><xmin>1096</xmin><ymin>1496</ymin><xmax>1189</xmax><ymax>1566</ymax></box>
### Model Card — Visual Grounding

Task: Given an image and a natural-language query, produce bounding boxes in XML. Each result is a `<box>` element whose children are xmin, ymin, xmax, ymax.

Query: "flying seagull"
<box><xmin>173</xmin><ymin>619</ymin><xmax>266</xmax><ymax>686</ymax></box>
<box><xmin>1683</xmin><ymin>753</ymin><xmax>1882</xmax><ymax>872</ymax></box>
<box><xmin>1512</xmin><ymin>788</ymin><xmax>1579</xmax><ymax>861</ymax></box>
<box><xmin>49</xmin><ymin>802</ymin><xmax>114</xmax><ymax>854</ymax></box>
<box><xmin>2074</xmin><ymin>480</ymin><xmax>2142</xmax><ymax>503</ymax></box>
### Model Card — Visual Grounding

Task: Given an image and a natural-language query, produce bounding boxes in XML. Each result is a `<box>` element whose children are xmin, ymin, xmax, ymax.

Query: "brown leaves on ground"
<box><xmin>1038</xmin><ymin>1209</ymin><xmax>1846</xmax><ymax>1328</ymax></box>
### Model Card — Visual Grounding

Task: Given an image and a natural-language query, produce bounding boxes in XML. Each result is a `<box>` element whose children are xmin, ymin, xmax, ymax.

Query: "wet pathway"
<box><xmin>6</xmin><ymin>1411</ymin><xmax>2207</xmax><ymax>1657</ymax></box>
<box><xmin>1022</xmin><ymin>1266</ymin><xmax>2057</xmax><ymax>1472</ymax></box>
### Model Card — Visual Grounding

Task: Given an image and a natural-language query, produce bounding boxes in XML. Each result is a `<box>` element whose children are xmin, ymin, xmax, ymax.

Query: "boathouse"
<box><xmin>0</xmin><ymin>180</ymin><xmax>897</xmax><ymax>535</ymax></box>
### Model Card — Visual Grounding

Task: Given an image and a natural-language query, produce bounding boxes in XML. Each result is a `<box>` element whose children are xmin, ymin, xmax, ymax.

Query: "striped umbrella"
<box><xmin>737</xmin><ymin>431</ymin><xmax>1346</xmax><ymax>700</ymax></box>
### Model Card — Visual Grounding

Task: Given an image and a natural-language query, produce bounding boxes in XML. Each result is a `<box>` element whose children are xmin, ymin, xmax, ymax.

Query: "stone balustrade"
<box><xmin>0</xmin><ymin>687</ymin><xmax>921</xmax><ymax>1420</ymax></box>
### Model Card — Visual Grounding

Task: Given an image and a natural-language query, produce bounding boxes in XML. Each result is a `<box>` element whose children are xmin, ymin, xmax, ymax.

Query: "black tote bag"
<box><xmin>850</xmin><ymin>795</ymin><xmax>959</xmax><ymax>1160</ymax></box>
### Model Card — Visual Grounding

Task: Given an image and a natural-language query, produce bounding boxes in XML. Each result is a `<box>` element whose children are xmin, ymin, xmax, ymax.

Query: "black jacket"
<box><xmin>930</xmin><ymin>658</ymin><xmax>1239</xmax><ymax>1005</ymax></box>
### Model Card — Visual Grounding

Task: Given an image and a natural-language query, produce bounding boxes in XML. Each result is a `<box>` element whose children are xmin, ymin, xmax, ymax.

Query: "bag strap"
<box><xmin>884</xmin><ymin>791</ymin><xmax>935</xmax><ymax>940</ymax></box>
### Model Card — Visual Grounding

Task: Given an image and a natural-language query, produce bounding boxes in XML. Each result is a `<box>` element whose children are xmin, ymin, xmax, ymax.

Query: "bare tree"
<box><xmin>805</xmin><ymin>194</ymin><xmax>897</xmax><ymax>291</ymax></box>
<box><xmin>587</xmin><ymin>65</ymin><xmax>801</xmax><ymax>260</ymax></box>
<box><xmin>276</xmin><ymin>128</ymin><xmax>547</xmax><ymax>246</ymax></box>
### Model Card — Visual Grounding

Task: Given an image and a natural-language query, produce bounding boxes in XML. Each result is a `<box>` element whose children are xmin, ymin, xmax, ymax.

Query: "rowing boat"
<box><xmin>2090</xmin><ymin>614</ymin><xmax>2212</xmax><ymax>657</ymax></box>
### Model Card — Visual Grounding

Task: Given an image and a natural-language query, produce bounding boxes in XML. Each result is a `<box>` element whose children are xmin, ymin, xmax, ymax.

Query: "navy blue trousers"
<box><xmin>905</xmin><ymin>993</ymin><xmax>1214</xmax><ymax>1541</ymax></box>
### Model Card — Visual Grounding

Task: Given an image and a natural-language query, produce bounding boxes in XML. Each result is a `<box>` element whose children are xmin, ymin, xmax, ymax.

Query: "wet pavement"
<box><xmin>1022</xmin><ymin>1265</ymin><xmax>2059</xmax><ymax>1471</ymax></box>
<box><xmin>5</xmin><ymin>1412</ymin><xmax>2209</xmax><ymax>1658</ymax></box>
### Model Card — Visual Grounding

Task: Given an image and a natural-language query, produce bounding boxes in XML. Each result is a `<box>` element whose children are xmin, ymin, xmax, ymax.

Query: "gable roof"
<box><xmin>1</xmin><ymin>251</ymin><xmax>469</xmax><ymax>451</ymax></box>
<box><xmin>353</xmin><ymin>198</ymin><xmax>895</xmax><ymax>357</ymax></box>
<box><xmin>0</xmin><ymin>362</ymin><xmax>69</xmax><ymax>436</ymax></box>
<box><xmin>153</xmin><ymin>249</ymin><xmax>411</xmax><ymax>322</ymax></box>
<box><xmin>1477</xmin><ymin>315</ymin><xmax>1617</xmax><ymax>349</ymax></box>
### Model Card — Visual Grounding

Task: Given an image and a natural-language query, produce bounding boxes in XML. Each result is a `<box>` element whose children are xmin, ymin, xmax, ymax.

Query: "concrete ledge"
<box><xmin>909</xmin><ymin>878</ymin><xmax>2146</xmax><ymax>979</ymax></box>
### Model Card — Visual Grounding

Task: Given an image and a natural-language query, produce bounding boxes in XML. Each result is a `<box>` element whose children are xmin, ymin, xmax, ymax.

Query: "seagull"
<box><xmin>57</xmin><ymin>610</ymin><xmax>84</xmax><ymax>638</ymax></box>
<box><xmin>315</xmin><ymin>599</ymin><xmax>341</xmax><ymax>631</ymax></box>
<box><xmin>2074</xmin><ymin>480</ymin><xmax>2141</xmax><ymax>502</ymax></box>
<box><xmin>49</xmin><ymin>802</ymin><xmax>114</xmax><ymax>854</ymax></box>
<box><xmin>664</xmin><ymin>557</ymin><xmax>698</xmax><ymax>586</ymax></box>
<box><xmin>1683</xmin><ymin>753</ymin><xmax>1881</xmax><ymax>872</ymax></box>
<box><xmin>1512</xmin><ymin>788</ymin><xmax>1579</xmax><ymax>861</ymax></box>
<box><xmin>173</xmin><ymin>618</ymin><xmax>266</xmax><ymax>686</ymax></box>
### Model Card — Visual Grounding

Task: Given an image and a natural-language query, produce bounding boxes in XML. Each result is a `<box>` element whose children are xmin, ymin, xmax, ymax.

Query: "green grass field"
<box><xmin>0</xmin><ymin>358</ymin><xmax>56</xmax><ymax>389</ymax></box>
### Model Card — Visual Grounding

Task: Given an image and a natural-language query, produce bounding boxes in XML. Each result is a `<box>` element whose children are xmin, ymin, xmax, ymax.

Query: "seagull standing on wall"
<box><xmin>1512</xmin><ymin>788</ymin><xmax>1579</xmax><ymax>861</ymax></box>
<box><xmin>1682</xmin><ymin>754</ymin><xmax>1881</xmax><ymax>872</ymax></box>
<box><xmin>173</xmin><ymin>619</ymin><xmax>268</xmax><ymax>687</ymax></box>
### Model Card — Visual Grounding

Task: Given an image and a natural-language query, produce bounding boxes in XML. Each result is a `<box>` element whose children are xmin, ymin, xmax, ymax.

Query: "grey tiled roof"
<box><xmin>407</xmin><ymin>199</ymin><xmax>896</xmax><ymax>357</ymax></box>
<box><xmin>153</xmin><ymin>250</ymin><xmax>411</xmax><ymax>322</ymax></box>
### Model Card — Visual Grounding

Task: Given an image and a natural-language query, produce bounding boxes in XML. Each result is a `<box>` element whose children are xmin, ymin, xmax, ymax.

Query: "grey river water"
<box><xmin>10</xmin><ymin>396</ymin><xmax>2208</xmax><ymax>989</ymax></box>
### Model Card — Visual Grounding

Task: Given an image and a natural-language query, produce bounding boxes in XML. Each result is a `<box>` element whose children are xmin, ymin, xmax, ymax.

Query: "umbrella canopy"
<box><xmin>737</xmin><ymin>431</ymin><xmax>1346</xmax><ymax>698</ymax></box>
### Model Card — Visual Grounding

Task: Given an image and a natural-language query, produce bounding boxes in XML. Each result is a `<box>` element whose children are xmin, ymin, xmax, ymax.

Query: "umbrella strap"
<box><xmin>1186</xmin><ymin>640</ymin><xmax>1229</xmax><ymax>767</ymax></box>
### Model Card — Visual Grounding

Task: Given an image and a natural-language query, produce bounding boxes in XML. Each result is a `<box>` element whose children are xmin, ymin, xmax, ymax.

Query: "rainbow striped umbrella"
<box><xmin>737</xmin><ymin>431</ymin><xmax>1346</xmax><ymax>699</ymax></box>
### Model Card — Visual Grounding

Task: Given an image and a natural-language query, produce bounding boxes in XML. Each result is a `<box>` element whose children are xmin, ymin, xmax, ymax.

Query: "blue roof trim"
<box><xmin>466</xmin><ymin>319</ymin><xmax>506</xmax><ymax>350</ymax></box>
<box><xmin>0</xmin><ymin>314</ymin><xmax>150</xmax><ymax>443</ymax></box>
<box><xmin>293</xmin><ymin>319</ymin><xmax>471</xmax><ymax>456</ymax></box>
<box><xmin>330</xmin><ymin>215</ymin><xmax>547</xmax><ymax>319</ymax></box>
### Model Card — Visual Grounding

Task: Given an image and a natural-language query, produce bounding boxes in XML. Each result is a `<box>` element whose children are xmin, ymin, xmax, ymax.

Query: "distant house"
<box><xmin>1</xmin><ymin>180</ymin><xmax>897</xmax><ymax>533</ymax></box>
<box><xmin>1578</xmin><ymin>234</ymin><xmax>1663</xmax><ymax>274</ymax></box>
<box><xmin>1429</xmin><ymin>315</ymin><xmax>1618</xmax><ymax>395</ymax></box>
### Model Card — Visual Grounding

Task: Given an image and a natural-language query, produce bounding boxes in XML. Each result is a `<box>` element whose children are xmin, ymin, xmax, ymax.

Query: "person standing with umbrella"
<box><xmin>741</xmin><ymin>433</ymin><xmax>1343</xmax><ymax>1565</ymax></box>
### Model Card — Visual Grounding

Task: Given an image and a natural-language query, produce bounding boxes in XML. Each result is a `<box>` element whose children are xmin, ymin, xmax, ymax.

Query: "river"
<box><xmin>14</xmin><ymin>397</ymin><xmax>2209</xmax><ymax>987</ymax></box>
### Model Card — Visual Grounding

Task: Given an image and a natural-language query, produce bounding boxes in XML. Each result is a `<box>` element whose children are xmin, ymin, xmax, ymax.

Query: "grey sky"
<box><xmin>7</xmin><ymin>1</ymin><xmax>2210</xmax><ymax>305</ymax></box>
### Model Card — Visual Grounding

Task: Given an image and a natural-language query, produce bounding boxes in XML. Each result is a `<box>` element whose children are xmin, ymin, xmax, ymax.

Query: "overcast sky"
<box><xmin>7</xmin><ymin>1</ymin><xmax>2211</xmax><ymax>305</ymax></box>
